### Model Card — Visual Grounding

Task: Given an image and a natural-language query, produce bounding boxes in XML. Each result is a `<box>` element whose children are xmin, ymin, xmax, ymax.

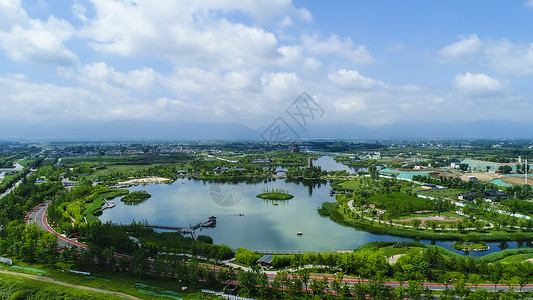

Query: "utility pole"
<box><xmin>526</xmin><ymin>158</ymin><xmax>528</xmax><ymax>185</ymax></box>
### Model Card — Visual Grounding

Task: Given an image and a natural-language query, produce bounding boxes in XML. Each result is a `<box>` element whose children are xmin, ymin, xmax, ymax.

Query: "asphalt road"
<box><xmin>26</xmin><ymin>200</ymin><xmax>88</xmax><ymax>249</ymax></box>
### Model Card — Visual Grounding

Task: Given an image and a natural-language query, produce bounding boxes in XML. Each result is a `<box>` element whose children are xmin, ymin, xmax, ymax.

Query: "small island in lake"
<box><xmin>121</xmin><ymin>190</ymin><xmax>152</xmax><ymax>204</ymax></box>
<box><xmin>256</xmin><ymin>188</ymin><xmax>294</xmax><ymax>200</ymax></box>
<box><xmin>451</xmin><ymin>241</ymin><xmax>489</xmax><ymax>252</ymax></box>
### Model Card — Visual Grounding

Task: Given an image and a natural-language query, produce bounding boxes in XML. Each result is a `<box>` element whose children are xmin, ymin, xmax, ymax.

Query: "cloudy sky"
<box><xmin>2</xmin><ymin>0</ymin><xmax>533</xmax><ymax>139</ymax></box>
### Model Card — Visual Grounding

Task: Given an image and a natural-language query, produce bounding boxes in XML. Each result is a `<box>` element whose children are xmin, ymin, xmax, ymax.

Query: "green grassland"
<box><xmin>498</xmin><ymin>253</ymin><xmax>533</xmax><ymax>263</ymax></box>
<box><xmin>418</xmin><ymin>188</ymin><xmax>467</xmax><ymax>200</ymax></box>
<box><xmin>0</xmin><ymin>260</ymin><xmax>213</xmax><ymax>300</ymax></box>
<box><xmin>393</xmin><ymin>211</ymin><xmax>464</xmax><ymax>221</ymax></box>
<box><xmin>84</xmin><ymin>164</ymin><xmax>153</xmax><ymax>180</ymax></box>
<box><xmin>0</xmin><ymin>272</ymin><xmax>124</xmax><ymax>300</ymax></box>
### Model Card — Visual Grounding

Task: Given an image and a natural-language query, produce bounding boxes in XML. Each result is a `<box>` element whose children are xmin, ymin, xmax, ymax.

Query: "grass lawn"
<box><xmin>379</xmin><ymin>246</ymin><xmax>424</xmax><ymax>257</ymax></box>
<box><xmin>498</xmin><ymin>253</ymin><xmax>533</xmax><ymax>263</ymax></box>
<box><xmin>336</xmin><ymin>180</ymin><xmax>363</xmax><ymax>190</ymax></box>
<box><xmin>1</xmin><ymin>260</ymin><xmax>214</xmax><ymax>300</ymax></box>
<box><xmin>418</xmin><ymin>188</ymin><xmax>467</xmax><ymax>200</ymax></box>
<box><xmin>393</xmin><ymin>211</ymin><xmax>465</xmax><ymax>220</ymax></box>
<box><xmin>0</xmin><ymin>272</ymin><xmax>124</xmax><ymax>300</ymax></box>
<box><xmin>84</xmin><ymin>164</ymin><xmax>154</xmax><ymax>180</ymax></box>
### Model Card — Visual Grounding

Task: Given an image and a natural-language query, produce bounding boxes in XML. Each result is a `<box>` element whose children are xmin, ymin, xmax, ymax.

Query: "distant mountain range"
<box><xmin>5</xmin><ymin>120</ymin><xmax>533</xmax><ymax>141</ymax></box>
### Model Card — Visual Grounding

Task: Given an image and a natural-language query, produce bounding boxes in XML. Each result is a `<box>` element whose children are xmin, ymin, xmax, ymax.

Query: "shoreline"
<box><xmin>119</xmin><ymin>176</ymin><xmax>172</xmax><ymax>184</ymax></box>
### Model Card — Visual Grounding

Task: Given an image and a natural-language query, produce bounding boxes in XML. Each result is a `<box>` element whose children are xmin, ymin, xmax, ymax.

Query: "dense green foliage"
<box><xmin>61</xmin><ymin>153</ymin><xmax>194</xmax><ymax>166</ymax></box>
<box><xmin>412</xmin><ymin>174</ymin><xmax>499</xmax><ymax>193</ymax></box>
<box><xmin>120</xmin><ymin>190</ymin><xmax>151</xmax><ymax>203</ymax></box>
<box><xmin>285</xmin><ymin>166</ymin><xmax>327</xmax><ymax>179</ymax></box>
<box><xmin>0</xmin><ymin>178</ymin><xmax>62</xmax><ymax>223</ymax></box>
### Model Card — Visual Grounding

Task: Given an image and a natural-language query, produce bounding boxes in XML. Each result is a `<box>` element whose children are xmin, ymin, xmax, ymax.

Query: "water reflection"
<box><xmin>499</xmin><ymin>241</ymin><xmax>509</xmax><ymax>251</ymax></box>
<box><xmin>97</xmin><ymin>156</ymin><xmax>533</xmax><ymax>256</ymax></box>
<box><xmin>261</xmin><ymin>199</ymin><xmax>290</xmax><ymax>206</ymax></box>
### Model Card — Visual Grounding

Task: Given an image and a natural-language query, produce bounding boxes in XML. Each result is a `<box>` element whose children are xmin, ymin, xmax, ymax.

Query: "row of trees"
<box><xmin>234</xmin><ymin>264</ymin><xmax>529</xmax><ymax>299</ymax></box>
<box><xmin>235</xmin><ymin>244</ymin><xmax>533</xmax><ymax>290</ymax></box>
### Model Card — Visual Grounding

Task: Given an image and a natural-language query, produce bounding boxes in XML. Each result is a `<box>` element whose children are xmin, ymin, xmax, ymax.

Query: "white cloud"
<box><xmin>0</xmin><ymin>0</ymin><xmax>27</xmax><ymax>31</ymax></box>
<box><xmin>439</xmin><ymin>35</ymin><xmax>533</xmax><ymax>75</ymax></box>
<box><xmin>261</xmin><ymin>72</ymin><xmax>302</xmax><ymax>98</ymax></box>
<box><xmin>302</xmin><ymin>34</ymin><xmax>375</xmax><ymax>64</ymax></box>
<box><xmin>82</xmin><ymin>2</ymin><xmax>282</xmax><ymax>70</ymax></box>
<box><xmin>78</xmin><ymin>62</ymin><xmax>159</xmax><ymax>91</ymax></box>
<box><xmin>72</xmin><ymin>1</ymin><xmax>88</xmax><ymax>23</ymax></box>
<box><xmin>0</xmin><ymin>7</ymin><xmax>77</xmax><ymax>66</ymax></box>
<box><xmin>327</xmin><ymin>69</ymin><xmax>385</xmax><ymax>89</ymax></box>
<box><xmin>453</xmin><ymin>72</ymin><xmax>504</xmax><ymax>96</ymax></box>
<box><xmin>483</xmin><ymin>40</ymin><xmax>533</xmax><ymax>75</ymax></box>
<box><xmin>438</xmin><ymin>34</ymin><xmax>482</xmax><ymax>59</ymax></box>
<box><xmin>8</xmin><ymin>0</ymin><xmax>531</xmax><ymax>131</ymax></box>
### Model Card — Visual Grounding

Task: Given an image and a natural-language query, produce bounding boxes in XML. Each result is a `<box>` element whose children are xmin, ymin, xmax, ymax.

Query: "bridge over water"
<box><xmin>144</xmin><ymin>216</ymin><xmax>216</xmax><ymax>240</ymax></box>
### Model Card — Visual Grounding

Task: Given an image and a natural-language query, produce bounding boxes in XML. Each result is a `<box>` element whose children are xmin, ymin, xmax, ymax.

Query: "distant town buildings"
<box><xmin>291</xmin><ymin>144</ymin><xmax>300</xmax><ymax>153</ymax></box>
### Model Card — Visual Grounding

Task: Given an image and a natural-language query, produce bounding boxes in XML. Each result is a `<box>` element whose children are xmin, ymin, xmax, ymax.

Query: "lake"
<box><xmin>99</xmin><ymin>156</ymin><xmax>532</xmax><ymax>256</ymax></box>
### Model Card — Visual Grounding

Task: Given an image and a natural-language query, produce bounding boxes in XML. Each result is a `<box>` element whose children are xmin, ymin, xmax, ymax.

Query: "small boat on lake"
<box><xmin>297</xmin><ymin>231</ymin><xmax>303</xmax><ymax>236</ymax></box>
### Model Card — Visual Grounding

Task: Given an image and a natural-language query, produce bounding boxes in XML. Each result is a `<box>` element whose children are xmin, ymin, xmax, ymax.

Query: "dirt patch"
<box><xmin>395</xmin><ymin>215</ymin><xmax>463</xmax><ymax>226</ymax></box>
<box><xmin>388</xmin><ymin>254</ymin><xmax>406</xmax><ymax>264</ymax></box>
<box><xmin>120</xmin><ymin>176</ymin><xmax>172</xmax><ymax>184</ymax></box>
<box><xmin>501</xmin><ymin>176</ymin><xmax>528</xmax><ymax>185</ymax></box>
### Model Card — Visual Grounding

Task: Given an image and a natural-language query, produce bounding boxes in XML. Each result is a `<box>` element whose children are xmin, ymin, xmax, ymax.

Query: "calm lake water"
<box><xmin>99</xmin><ymin>156</ymin><xmax>532</xmax><ymax>256</ymax></box>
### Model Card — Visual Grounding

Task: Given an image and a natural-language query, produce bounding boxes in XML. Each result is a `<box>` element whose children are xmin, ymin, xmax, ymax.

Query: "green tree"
<box><xmin>412</xmin><ymin>219</ymin><xmax>421</xmax><ymax>229</ymax></box>
<box><xmin>498</xmin><ymin>165</ymin><xmax>513</xmax><ymax>174</ymax></box>
<box><xmin>297</xmin><ymin>268</ymin><xmax>311</xmax><ymax>292</ymax></box>
<box><xmin>407</xmin><ymin>280</ymin><xmax>423</xmax><ymax>300</ymax></box>
<box><xmin>489</xmin><ymin>262</ymin><xmax>503</xmax><ymax>292</ymax></box>
<box><xmin>468</xmin><ymin>273</ymin><xmax>482</xmax><ymax>290</ymax></box>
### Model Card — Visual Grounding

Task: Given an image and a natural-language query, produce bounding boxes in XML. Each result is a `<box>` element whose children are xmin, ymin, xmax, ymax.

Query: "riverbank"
<box><xmin>119</xmin><ymin>176</ymin><xmax>172</xmax><ymax>184</ymax></box>
<box><xmin>319</xmin><ymin>202</ymin><xmax>533</xmax><ymax>242</ymax></box>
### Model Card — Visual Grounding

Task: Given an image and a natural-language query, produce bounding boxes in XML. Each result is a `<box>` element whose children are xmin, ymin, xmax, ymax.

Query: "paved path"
<box><xmin>26</xmin><ymin>201</ymin><xmax>131</xmax><ymax>261</ymax></box>
<box><xmin>0</xmin><ymin>269</ymin><xmax>141</xmax><ymax>299</ymax></box>
<box><xmin>26</xmin><ymin>201</ymin><xmax>88</xmax><ymax>249</ymax></box>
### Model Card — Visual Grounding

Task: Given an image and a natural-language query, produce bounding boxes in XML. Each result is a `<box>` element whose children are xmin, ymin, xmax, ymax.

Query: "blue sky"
<box><xmin>2</xmin><ymin>0</ymin><xmax>533</xmax><ymax>138</ymax></box>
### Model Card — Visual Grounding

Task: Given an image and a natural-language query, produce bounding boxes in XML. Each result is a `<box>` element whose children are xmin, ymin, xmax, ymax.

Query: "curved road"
<box><xmin>26</xmin><ymin>201</ymin><xmax>88</xmax><ymax>249</ymax></box>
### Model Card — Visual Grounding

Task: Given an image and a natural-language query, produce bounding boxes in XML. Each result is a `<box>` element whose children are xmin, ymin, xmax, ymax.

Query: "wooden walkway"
<box><xmin>144</xmin><ymin>217</ymin><xmax>216</xmax><ymax>240</ymax></box>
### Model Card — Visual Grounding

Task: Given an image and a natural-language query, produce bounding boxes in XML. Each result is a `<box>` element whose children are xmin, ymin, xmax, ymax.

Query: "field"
<box><xmin>83</xmin><ymin>164</ymin><xmax>152</xmax><ymax>180</ymax></box>
<box><xmin>61</xmin><ymin>154</ymin><xmax>193</xmax><ymax>166</ymax></box>
<box><xmin>0</xmin><ymin>260</ymin><xmax>212</xmax><ymax>300</ymax></box>
<box><xmin>417</xmin><ymin>188</ymin><xmax>466</xmax><ymax>200</ymax></box>
<box><xmin>499</xmin><ymin>253</ymin><xmax>533</xmax><ymax>263</ymax></box>
<box><xmin>393</xmin><ymin>211</ymin><xmax>465</xmax><ymax>227</ymax></box>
